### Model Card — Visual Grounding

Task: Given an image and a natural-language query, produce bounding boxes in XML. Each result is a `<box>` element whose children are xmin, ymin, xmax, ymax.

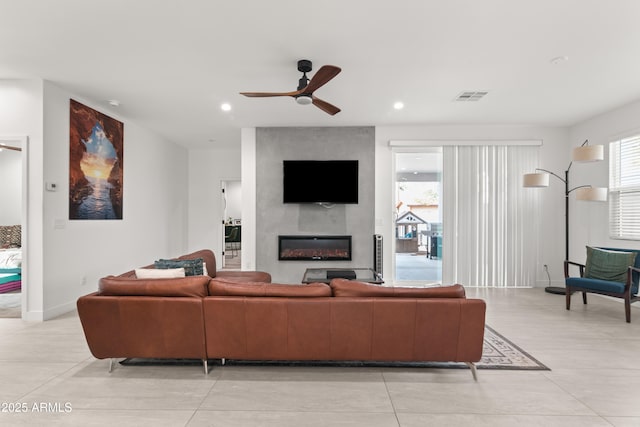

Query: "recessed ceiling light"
<box><xmin>393</xmin><ymin>102</ymin><xmax>404</xmax><ymax>110</ymax></box>
<box><xmin>221</xmin><ymin>103</ymin><xmax>231</xmax><ymax>111</ymax></box>
<box><xmin>108</xmin><ymin>99</ymin><xmax>120</xmax><ymax>107</ymax></box>
<box><xmin>550</xmin><ymin>55</ymin><xmax>569</xmax><ymax>65</ymax></box>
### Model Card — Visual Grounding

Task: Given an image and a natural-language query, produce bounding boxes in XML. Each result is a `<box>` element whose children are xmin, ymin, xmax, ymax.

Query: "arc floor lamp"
<box><xmin>523</xmin><ymin>140</ymin><xmax>608</xmax><ymax>294</ymax></box>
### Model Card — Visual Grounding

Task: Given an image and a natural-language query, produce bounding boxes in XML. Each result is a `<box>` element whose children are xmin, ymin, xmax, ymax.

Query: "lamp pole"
<box><xmin>534</xmin><ymin>165</ymin><xmax>592</xmax><ymax>294</ymax></box>
<box><xmin>524</xmin><ymin>139</ymin><xmax>606</xmax><ymax>294</ymax></box>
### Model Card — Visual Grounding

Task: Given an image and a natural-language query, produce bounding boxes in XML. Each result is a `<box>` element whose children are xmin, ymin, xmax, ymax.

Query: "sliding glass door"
<box><xmin>394</xmin><ymin>150</ymin><xmax>443</xmax><ymax>284</ymax></box>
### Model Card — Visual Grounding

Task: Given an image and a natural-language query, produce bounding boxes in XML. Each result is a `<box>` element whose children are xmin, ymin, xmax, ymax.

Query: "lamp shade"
<box><xmin>572</xmin><ymin>144</ymin><xmax>604</xmax><ymax>162</ymax></box>
<box><xmin>575</xmin><ymin>187</ymin><xmax>608</xmax><ymax>201</ymax></box>
<box><xmin>523</xmin><ymin>173</ymin><xmax>550</xmax><ymax>187</ymax></box>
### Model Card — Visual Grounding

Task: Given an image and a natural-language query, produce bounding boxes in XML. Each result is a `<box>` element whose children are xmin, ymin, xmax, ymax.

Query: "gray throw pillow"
<box><xmin>154</xmin><ymin>258</ymin><xmax>204</xmax><ymax>276</ymax></box>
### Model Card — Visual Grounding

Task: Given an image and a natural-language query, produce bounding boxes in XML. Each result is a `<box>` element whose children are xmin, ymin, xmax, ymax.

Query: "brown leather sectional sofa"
<box><xmin>77</xmin><ymin>249</ymin><xmax>486</xmax><ymax>379</ymax></box>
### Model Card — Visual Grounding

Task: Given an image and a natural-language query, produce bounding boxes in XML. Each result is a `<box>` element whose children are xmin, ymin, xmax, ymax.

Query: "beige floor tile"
<box><xmin>0</xmin><ymin>409</ymin><xmax>195</xmax><ymax>426</ymax></box>
<box><xmin>397</xmin><ymin>413</ymin><xmax>612</xmax><ymax>427</ymax></box>
<box><xmin>605</xmin><ymin>417</ymin><xmax>640</xmax><ymax>427</ymax></box>
<box><xmin>1</xmin><ymin>288</ymin><xmax>638</xmax><ymax>425</ymax></box>
<box><xmin>200</xmin><ymin>376</ymin><xmax>394</xmax><ymax>412</ymax></box>
<box><xmin>188</xmin><ymin>411</ymin><xmax>400</xmax><ymax>427</ymax></box>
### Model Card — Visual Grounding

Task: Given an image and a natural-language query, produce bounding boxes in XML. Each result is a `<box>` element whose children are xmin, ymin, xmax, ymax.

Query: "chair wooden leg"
<box><xmin>565</xmin><ymin>288</ymin><xmax>571</xmax><ymax>310</ymax></box>
<box><xmin>625</xmin><ymin>297</ymin><xmax>631</xmax><ymax>323</ymax></box>
<box><xmin>582</xmin><ymin>291</ymin><xmax>587</xmax><ymax>304</ymax></box>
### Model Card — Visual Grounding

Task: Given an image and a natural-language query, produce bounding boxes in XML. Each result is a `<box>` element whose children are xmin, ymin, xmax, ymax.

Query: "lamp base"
<box><xmin>545</xmin><ymin>286</ymin><xmax>566</xmax><ymax>295</ymax></box>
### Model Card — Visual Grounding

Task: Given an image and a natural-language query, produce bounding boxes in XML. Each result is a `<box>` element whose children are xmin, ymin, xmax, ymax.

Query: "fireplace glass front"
<box><xmin>278</xmin><ymin>235</ymin><xmax>352</xmax><ymax>261</ymax></box>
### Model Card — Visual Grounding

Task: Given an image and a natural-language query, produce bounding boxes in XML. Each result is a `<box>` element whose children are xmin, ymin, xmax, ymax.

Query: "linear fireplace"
<box><xmin>278</xmin><ymin>235</ymin><xmax>352</xmax><ymax>261</ymax></box>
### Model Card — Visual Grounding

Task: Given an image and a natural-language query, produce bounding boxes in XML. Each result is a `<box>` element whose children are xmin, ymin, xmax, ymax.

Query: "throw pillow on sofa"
<box><xmin>155</xmin><ymin>258</ymin><xmax>204</xmax><ymax>276</ymax></box>
<box><xmin>135</xmin><ymin>268</ymin><xmax>185</xmax><ymax>278</ymax></box>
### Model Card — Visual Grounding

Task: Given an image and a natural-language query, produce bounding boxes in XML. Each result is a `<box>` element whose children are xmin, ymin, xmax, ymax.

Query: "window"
<box><xmin>609</xmin><ymin>135</ymin><xmax>640</xmax><ymax>240</ymax></box>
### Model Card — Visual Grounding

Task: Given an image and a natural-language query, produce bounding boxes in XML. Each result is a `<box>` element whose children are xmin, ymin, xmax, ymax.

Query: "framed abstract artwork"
<box><xmin>69</xmin><ymin>99</ymin><xmax>124</xmax><ymax>220</ymax></box>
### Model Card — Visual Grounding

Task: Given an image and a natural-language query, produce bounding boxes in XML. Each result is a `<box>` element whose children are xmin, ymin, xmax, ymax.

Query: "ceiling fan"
<box><xmin>240</xmin><ymin>59</ymin><xmax>342</xmax><ymax>115</ymax></box>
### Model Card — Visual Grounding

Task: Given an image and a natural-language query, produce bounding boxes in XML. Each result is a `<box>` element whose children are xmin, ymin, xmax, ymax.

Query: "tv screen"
<box><xmin>283</xmin><ymin>160</ymin><xmax>359</xmax><ymax>204</ymax></box>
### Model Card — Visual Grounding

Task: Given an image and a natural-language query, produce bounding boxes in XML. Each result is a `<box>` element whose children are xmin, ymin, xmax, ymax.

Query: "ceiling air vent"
<box><xmin>454</xmin><ymin>91</ymin><xmax>488</xmax><ymax>102</ymax></box>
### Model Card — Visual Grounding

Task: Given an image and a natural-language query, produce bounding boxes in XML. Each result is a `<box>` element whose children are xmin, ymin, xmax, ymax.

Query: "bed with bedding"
<box><xmin>0</xmin><ymin>225</ymin><xmax>21</xmax><ymax>294</ymax></box>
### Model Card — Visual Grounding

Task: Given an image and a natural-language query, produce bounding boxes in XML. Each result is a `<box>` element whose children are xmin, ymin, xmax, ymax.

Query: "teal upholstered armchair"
<box><xmin>565</xmin><ymin>247</ymin><xmax>640</xmax><ymax>322</ymax></box>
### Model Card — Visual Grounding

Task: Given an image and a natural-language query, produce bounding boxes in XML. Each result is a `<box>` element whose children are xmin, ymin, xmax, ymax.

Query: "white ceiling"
<box><xmin>2</xmin><ymin>1</ymin><xmax>640</xmax><ymax>149</ymax></box>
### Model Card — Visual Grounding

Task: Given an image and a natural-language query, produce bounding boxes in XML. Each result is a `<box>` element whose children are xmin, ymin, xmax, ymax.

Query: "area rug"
<box><xmin>122</xmin><ymin>325</ymin><xmax>549</xmax><ymax>371</ymax></box>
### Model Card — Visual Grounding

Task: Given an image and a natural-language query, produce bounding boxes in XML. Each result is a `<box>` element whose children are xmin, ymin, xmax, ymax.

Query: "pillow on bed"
<box><xmin>0</xmin><ymin>225</ymin><xmax>21</xmax><ymax>248</ymax></box>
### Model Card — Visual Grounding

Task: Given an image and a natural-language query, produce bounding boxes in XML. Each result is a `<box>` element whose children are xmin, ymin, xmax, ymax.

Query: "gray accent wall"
<box><xmin>256</xmin><ymin>127</ymin><xmax>375</xmax><ymax>283</ymax></box>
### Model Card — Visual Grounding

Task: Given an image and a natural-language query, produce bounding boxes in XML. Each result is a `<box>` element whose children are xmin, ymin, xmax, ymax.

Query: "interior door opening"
<box><xmin>221</xmin><ymin>180</ymin><xmax>241</xmax><ymax>270</ymax></box>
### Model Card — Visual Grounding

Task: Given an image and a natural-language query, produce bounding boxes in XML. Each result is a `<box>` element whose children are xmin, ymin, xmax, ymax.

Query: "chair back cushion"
<box><xmin>585</xmin><ymin>246</ymin><xmax>637</xmax><ymax>284</ymax></box>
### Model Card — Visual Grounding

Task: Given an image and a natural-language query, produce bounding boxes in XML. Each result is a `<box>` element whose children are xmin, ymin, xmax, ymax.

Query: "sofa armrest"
<box><xmin>564</xmin><ymin>260</ymin><xmax>585</xmax><ymax>278</ymax></box>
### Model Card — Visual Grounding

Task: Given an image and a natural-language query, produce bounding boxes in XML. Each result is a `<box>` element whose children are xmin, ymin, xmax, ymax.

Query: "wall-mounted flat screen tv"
<box><xmin>283</xmin><ymin>160</ymin><xmax>359</xmax><ymax>204</ymax></box>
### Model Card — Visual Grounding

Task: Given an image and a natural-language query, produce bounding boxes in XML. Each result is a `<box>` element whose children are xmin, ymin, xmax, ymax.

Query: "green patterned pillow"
<box><xmin>584</xmin><ymin>247</ymin><xmax>636</xmax><ymax>283</ymax></box>
<box><xmin>154</xmin><ymin>258</ymin><xmax>204</xmax><ymax>276</ymax></box>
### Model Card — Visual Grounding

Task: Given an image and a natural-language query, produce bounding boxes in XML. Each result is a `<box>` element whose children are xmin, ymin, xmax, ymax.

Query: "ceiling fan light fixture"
<box><xmin>296</xmin><ymin>95</ymin><xmax>313</xmax><ymax>105</ymax></box>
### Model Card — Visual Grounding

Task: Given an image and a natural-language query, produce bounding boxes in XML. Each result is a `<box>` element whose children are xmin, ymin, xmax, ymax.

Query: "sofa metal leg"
<box><xmin>221</xmin><ymin>358</ymin><xmax>226</xmax><ymax>366</ymax></box>
<box><xmin>203</xmin><ymin>359</ymin><xmax>209</xmax><ymax>374</ymax></box>
<box><xmin>109</xmin><ymin>358</ymin><xmax>116</xmax><ymax>373</ymax></box>
<box><xmin>465</xmin><ymin>362</ymin><xmax>478</xmax><ymax>381</ymax></box>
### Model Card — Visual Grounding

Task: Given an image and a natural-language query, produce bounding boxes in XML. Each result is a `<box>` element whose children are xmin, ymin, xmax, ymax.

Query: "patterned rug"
<box><xmin>122</xmin><ymin>325</ymin><xmax>549</xmax><ymax>371</ymax></box>
<box><xmin>478</xmin><ymin>325</ymin><xmax>548</xmax><ymax>370</ymax></box>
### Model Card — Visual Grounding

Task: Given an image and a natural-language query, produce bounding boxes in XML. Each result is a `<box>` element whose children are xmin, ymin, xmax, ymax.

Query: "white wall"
<box><xmin>40</xmin><ymin>81</ymin><xmax>189</xmax><ymax>319</ymax></box>
<box><xmin>569</xmin><ymin>99</ymin><xmax>640</xmax><ymax>262</ymax></box>
<box><xmin>1</xmin><ymin>79</ymin><xmax>189</xmax><ymax>320</ymax></box>
<box><xmin>225</xmin><ymin>181</ymin><xmax>242</xmax><ymax>221</ymax></box>
<box><xmin>0</xmin><ymin>148</ymin><xmax>21</xmax><ymax>224</ymax></box>
<box><xmin>375</xmin><ymin>125</ymin><xmax>570</xmax><ymax>287</ymax></box>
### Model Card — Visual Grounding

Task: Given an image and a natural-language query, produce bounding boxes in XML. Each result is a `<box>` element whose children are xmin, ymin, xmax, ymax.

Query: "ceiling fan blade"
<box><xmin>302</xmin><ymin>65</ymin><xmax>341</xmax><ymax>94</ymax></box>
<box><xmin>312</xmin><ymin>96</ymin><xmax>341</xmax><ymax>115</ymax></box>
<box><xmin>240</xmin><ymin>89</ymin><xmax>302</xmax><ymax>98</ymax></box>
<box><xmin>0</xmin><ymin>144</ymin><xmax>21</xmax><ymax>151</ymax></box>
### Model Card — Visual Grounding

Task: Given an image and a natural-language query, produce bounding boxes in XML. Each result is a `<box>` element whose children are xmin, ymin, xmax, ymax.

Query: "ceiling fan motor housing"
<box><xmin>297</xmin><ymin>59</ymin><xmax>312</xmax><ymax>91</ymax></box>
<box><xmin>297</xmin><ymin>59</ymin><xmax>312</xmax><ymax>73</ymax></box>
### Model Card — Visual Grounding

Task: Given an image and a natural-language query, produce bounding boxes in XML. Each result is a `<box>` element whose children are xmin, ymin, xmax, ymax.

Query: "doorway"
<box><xmin>221</xmin><ymin>180</ymin><xmax>241</xmax><ymax>270</ymax></box>
<box><xmin>0</xmin><ymin>137</ymin><xmax>25</xmax><ymax>319</ymax></box>
<box><xmin>394</xmin><ymin>150</ymin><xmax>442</xmax><ymax>284</ymax></box>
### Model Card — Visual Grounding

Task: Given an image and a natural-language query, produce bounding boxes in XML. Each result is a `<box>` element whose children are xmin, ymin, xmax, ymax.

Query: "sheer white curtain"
<box><xmin>442</xmin><ymin>145</ymin><xmax>539</xmax><ymax>287</ymax></box>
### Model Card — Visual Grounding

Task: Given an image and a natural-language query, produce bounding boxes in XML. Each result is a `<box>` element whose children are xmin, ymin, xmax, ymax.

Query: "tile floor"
<box><xmin>1</xmin><ymin>288</ymin><xmax>639</xmax><ymax>426</ymax></box>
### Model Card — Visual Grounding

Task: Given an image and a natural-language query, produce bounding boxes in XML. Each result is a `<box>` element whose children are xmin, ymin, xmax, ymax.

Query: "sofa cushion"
<box><xmin>330</xmin><ymin>279</ymin><xmax>466</xmax><ymax>298</ymax></box>
<box><xmin>208</xmin><ymin>279</ymin><xmax>331</xmax><ymax>297</ymax></box>
<box><xmin>98</xmin><ymin>276</ymin><xmax>209</xmax><ymax>297</ymax></box>
<box><xmin>216</xmin><ymin>270</ymin><xmax>272</xmax><ymax>283</ymax></box>
<box><xmin>585</xmin><ymin>246</ymin><xmax>636</xmax><ymax>283</ymax></box>
<box><xmin>155</xmin><ymin>258</ymin><xmax>204</xmax><ymax>276</ymax></box>
<box><xmin>566</xmin><ymin>277</ymin><xmax>627</xmax><ymax>294</ymax></box>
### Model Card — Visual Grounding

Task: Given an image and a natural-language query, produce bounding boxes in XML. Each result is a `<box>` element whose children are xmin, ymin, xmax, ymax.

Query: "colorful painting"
<box><xmin>69</xmin><ymin>99</ymin><xmax>123</xmax><ymax>220</ymax></box>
